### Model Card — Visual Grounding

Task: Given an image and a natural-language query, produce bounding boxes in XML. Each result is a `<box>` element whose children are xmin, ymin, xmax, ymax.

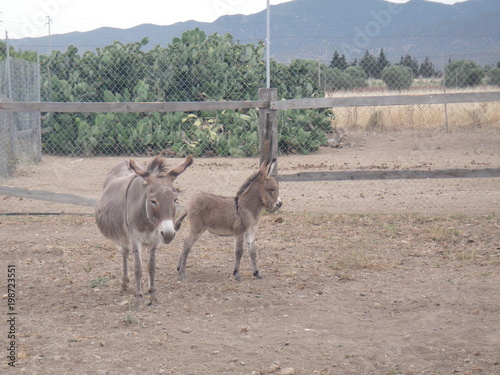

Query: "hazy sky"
<box><xmin>2</xmin><ymin>0</ymin><xmax>468</xmax><ymax>40</ymax></box>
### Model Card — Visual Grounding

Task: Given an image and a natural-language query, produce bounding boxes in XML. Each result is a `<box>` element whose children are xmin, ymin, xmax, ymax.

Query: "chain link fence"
<box><xmin>2</xmin><ymin>30</ymin><xmax>498</xmax><ymax>158</ymax></box>
<box><xmin>0</xmin><ymin>58</ymin><xmax>41</xmax><ymax>177</ymax></box>
<box><xmin>1</xmin><ymin>30</ymin><xmax>499</xmax><ymax>214</ymax></box>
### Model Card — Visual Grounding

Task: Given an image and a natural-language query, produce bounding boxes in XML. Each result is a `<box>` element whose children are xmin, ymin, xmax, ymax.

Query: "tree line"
<box><xmin>330</xmin><ymin>49</ymin><xmax>438</xmax><ymax>79</ymax></box>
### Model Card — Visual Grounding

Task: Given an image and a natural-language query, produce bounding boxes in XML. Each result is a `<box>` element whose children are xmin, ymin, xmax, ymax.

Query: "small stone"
<box><xmin>268</xmin><ymin>363</ymin><xmax>281</xmax><ymax>372</ymax></box>
<box><xmin>279</xmin><ymin>368</ymin><xmax>295</xmax><ymax>375</ymax></box>
<box><xmin>181</xmin><ymin>327</ymin><xmax>192</xmax><ymax>333</ymax></box>
<box><xmin>212</xmin><ymin>350</ymin><xmax>220</xmax><ymax>355</ymax></box>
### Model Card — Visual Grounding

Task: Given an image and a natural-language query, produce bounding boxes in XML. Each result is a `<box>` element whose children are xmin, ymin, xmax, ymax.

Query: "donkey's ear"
<box><xmin>258</xmin><ymin>159</ymin><xmax>270</xmax><ymax>176</ymax></box>
<box><xmin>168</xmin><ymin>155</ymin><xmax>194</xmax><ymax>181</ymax></box>
<box><xmin>265</xmin><ymin>159</ymin><xmax>277</xmax><ymax>179</ymax></box>
<box><xmin>128</xmin><ymin>159</ymin><xmax>149</xmax><ymax>178</ymax></box>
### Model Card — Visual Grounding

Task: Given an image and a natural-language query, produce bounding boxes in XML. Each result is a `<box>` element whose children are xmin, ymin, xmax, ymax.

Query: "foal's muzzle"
<box><xmin>276</xmin><ymin>198</ymin><xmax>282</xmax><ymax>209</ymax></box>
<box><xmin>268</xmin><ymin>197</ymin><xmax>282</xmax><ymax>212</ymax></box>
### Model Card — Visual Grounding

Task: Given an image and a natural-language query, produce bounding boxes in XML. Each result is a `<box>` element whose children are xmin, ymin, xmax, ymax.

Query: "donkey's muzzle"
<box><xmin>268</xmin><ymin>197</ymin><xmax>282</xmax><ymax>212</ymax></box>
<box><xmin>160</xmin><ymin>220</ymin><xmax>176</xmax><ymax>244</ymax></box>
<box><xmin>275</xmin><ymin>198</ymin><xmax>283</xmax><ymax>210</ymax></box>
<box><xmin>162</xmin><ymin>232</ymin><xmax>175</xmax><ymax>244</ymax></box>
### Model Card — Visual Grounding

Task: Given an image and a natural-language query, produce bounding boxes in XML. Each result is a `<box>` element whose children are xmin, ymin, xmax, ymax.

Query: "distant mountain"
<box><xmin>10</xmin><ymin>0</ymin><xmax>500</xmax><ymax>66</ymax></box>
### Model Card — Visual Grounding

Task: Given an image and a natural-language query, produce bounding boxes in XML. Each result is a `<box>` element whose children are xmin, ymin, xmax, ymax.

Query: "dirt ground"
<box><xmin>1</xmin><ymin>131</ymin><xmax>499</xmax><ymax>215</ymax></box>
<box><xmin>1</xmin><ymin>131</ymin><xmax>499</xmax><ymax>374</ymax></box>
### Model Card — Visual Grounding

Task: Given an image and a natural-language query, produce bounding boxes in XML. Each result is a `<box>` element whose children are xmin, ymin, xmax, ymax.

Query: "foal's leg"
<box><xmin>147</xmin><ymin>247</ymin><xmax>158</xmax><ymax>304</ymax></box>
<box><xmin>120</xmin><ymin>247</ymin><xmax>130</xmax><ymax>291</ymax></box>
<box><xmin>132</xmin><ymin>245</ymin><xmax>144</xmax><ymax>305</ymax></box>
<box><xmin>246</xmin><ymin>228</ymin><xmax>262</xmax><ymax>279</ymax></box>
<box><xmin>177</xmin><ymin>229</ymin><xmax>204</xmax><ymax>281</ymax></box>
<box><xmin>233</xmin><ymin>234</ymin><xmax>245</xmax><ymax>282</ymax></box>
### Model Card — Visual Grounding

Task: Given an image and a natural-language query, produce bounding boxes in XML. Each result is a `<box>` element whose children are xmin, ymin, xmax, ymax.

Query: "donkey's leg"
<box><xmin>233</xmin><ymin>234</ymin><xmax>245</xmax><ymax>282</ymax></box>
<box><xmin>147</xmin><ymin>247</ymin><xmax>158</xmax><ymax>304</ymax></box>
<box><xmin>246</xmin><ymin>229</ymin><xmax>262</xmax><ymax>279</ymax></box>
<box><xmin>132</xmin><ymin>245</ymin><xmax>144</xmax><ymax>305</ymax></box>
<box><xmin>120</xmin><ymin>247</ymin><xmax>130</xmax><ymax>291</ymax></box>
<box><xmin>177</xmin><ymin>229</ymin><xmax>204</xmax><ymax>281</ymax></box>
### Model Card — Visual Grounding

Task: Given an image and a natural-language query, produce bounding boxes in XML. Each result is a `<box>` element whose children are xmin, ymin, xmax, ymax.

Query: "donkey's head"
<box><xmin>129</xmin><ymin>155</ymin><xmax>193</xmax><ymax>244</ymax></box>
<box><xmin>257</xmin><ymin>159</ymin><xmax>282</xmax><ymax>212</ymax></box>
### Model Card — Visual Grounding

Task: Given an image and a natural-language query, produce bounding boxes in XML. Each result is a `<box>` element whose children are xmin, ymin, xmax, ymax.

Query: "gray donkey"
<box><xmin>95</xmin><ymin>155</ymin><xmax>193</xmax><ymax>305</ymax></box>
<box><xmin>177</xmin><ymin>159</ymin><xmax>282</xmax><ymax>281</ymax></box>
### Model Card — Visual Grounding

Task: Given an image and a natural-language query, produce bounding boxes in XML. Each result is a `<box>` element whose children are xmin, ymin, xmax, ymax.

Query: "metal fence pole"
<box><xmin>442</xmin><ymin>54</ymin><xmax>449</xmax><ymax>133</ymax></box>
<box><xmin>258</xmin><ymin>88</ymin><xmax>278</xmax><ymax>173</ymax></box>
<box><xmin>265</xmin><ymin>0</ymin><xmax>271</xmax><ymax>89</ymax></box>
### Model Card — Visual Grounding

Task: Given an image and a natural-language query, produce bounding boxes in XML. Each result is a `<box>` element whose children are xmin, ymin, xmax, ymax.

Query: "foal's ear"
<box><xmin>258</xmin><ymin>159</ymin><xmax>276</xmax><ymax>179</ymax></box>
<box><xmin>265</xmin><ymin>159</ymin><xmax>277</xmax><ymax>179</ymax></box>
<box><xmin>129</xmin><ymin>159</ymin><xmax>149</xmax><ymax>178</ymax></box>
<box><xmin>168</xmin><ymin>155</ymin><xmax>194</xmax><ymax>181</ymax></box>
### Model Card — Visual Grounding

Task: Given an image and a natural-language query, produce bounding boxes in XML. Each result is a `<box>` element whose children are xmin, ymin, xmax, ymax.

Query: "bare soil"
<box><xmin>1</xmin><ymin>131</ymin><xmax>499</xmax><ymax>215</ymax></box>
<box><xmin>1</xmin><ymin>131</ymin><xmax>499</xmax><ymax>374</ymax></box>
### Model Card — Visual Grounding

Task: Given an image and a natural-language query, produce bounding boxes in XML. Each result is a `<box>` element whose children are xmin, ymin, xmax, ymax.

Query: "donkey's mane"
<box><xmin>236</xmin><ymin>171</ymin><xmax>260</xmax><ymax>197</ymax></box>
<box><xmin>147</xmin><ymin>156</ymin><xmax>169</xmax><ymax>175</ymax></box>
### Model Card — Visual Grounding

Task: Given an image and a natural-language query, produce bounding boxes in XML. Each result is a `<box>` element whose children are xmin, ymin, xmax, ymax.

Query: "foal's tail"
<box><xmin>174</xmin><ymin>211</ymin><xmax>188</xmax><ymax>231</ymax></box>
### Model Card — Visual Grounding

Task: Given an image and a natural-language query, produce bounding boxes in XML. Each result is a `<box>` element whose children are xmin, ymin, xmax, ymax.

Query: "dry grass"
<box><xmin>256</xmin><ymin>211</ymin><xmax>500</xmax><ymax>281</ymax></box>
<box><xmin>327</xmin><ymin>84</ymin><xmax>500</xmax><ymax>132</ymax></box>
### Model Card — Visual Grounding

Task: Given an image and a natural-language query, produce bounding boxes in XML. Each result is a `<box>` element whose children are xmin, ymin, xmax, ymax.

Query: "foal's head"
<box><xmin>129</xmin><ymin>155</ymin><xmax>193</xmax><ymax>244</ymax></box>
<box><xmin>256</xmin><ymin>159</ymin><xmax>282</xmax><ymax>212</ymax></box>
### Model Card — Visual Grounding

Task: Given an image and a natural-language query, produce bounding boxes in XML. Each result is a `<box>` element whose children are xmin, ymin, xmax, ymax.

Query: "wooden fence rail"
<box><xmin>277</xmin><ymin>168</ymin><xmax>500</xmax><ymax>182</ymax></box>
<box><xmin>0</xmin><ymin>185</ymin><xmax>98</xmax><ymax>206</ymax></box>
<box><xmin>1</xmin><ymin>89</ymin><xmax>499</xmax><ymax>209</ymax></box>
<box><xmin>1</xmin><ymin>91</ymin><xmax>499</xmax><ymax>113</ymax></box>
<box><xmin>0</xmin><ymin>100</ymin><xmax>267</xmax><ymax>113</ymax></box>
<box><xmin>271</xmin><ymin>91</ymin><xmax>500</xmax><ymax>110</ymax></box>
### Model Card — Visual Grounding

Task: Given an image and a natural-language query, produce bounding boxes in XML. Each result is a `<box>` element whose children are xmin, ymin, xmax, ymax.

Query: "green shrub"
<box><xmin>278</xmin><ymin>109</ymin><xmax>332</xmax><ymax>154</ymax></box>
<box><xmin>444</xmin><ymin>60</ymin><xmax>484</xmax><ymax>87</ymax></box>
<box><xmin>381</xmin><ymin>65</ymin><xmax>413</xmax><ymax>90</ymax></box>
<box><xmin>345</xmin><ymin>66</ymin><xmax>368</xmax><ymax>88</ymax></box>
<box><xmin>487</xmin><ymin>67</ymin><xmax>500</xmax><ymax>86</ymax></box>
<box><xmin>38</xmin><ymin>30</ymin><xmax>336</xmax><ymax>157</ymax></box>
<box><xmin>323</xmin><ymin>68</ymin><xmax>351</xmax><ymax>91</ymax></box>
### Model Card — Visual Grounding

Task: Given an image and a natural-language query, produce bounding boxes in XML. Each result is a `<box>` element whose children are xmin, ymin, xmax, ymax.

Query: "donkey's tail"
<box><xmin>174</xmin><ymin>212</ymin><xmax>188</xmax><ymax>231</ymax></box>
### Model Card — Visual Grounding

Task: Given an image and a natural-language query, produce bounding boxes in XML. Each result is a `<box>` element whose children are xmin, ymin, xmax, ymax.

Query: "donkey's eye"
<box><xmin>150</xmin><ymin>199</ymin><xmax>158</xmax><ymax>207</ymax></box>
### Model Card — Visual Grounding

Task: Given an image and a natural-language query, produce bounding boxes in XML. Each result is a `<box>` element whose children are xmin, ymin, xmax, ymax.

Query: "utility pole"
<box><xmin>45</xmin><ymin>16</ymin><xmax>53</xmax><ymax>35</ymax></box>
<box><xmin>45</xmin><ymin>16</ymin><xmax>53</xmax><ymax>53</ymax></box>
<box><xmin>5</xmin><ymin>30</ymin><xmax>12</xmax><ymax>99</ymax></box>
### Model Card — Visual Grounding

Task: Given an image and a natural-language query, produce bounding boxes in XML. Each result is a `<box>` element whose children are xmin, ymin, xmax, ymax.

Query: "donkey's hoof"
<box><xmin>148</xmin><ymin>292</ymin><xmax>158</xmax><ymax>305</ymax></box>
<box><xmin>134</xmin><ymin>293</ymin><xmax>144</xmax><ymax>308</ymax></box>
<box><xmin>233</xmin><ymin>272</ymin><xmax>242</xmax><ymax>282</ymax></box>
<box><xmin>254</xmin><ymin>271</ymin><xmax>263</xmax><ymax>279</ymax></box>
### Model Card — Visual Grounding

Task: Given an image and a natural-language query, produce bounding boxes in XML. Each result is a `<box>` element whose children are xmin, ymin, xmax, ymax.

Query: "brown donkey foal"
<box><xmin>177</xmin><ymin>159</ymin><xmax>282</xmax><ymax>281</ymax></box>
<box><xmin>95</xmin><ymin>155</ymin><xmax>193</xmax><ymax>306</ymax></box>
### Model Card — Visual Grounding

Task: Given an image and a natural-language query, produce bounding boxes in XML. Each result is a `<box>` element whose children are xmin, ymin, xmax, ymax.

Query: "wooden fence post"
<box><xmin>0</xmin><ymin>107</ymin><xmax>13</xmax><ymax>177</ymax></box>
<box><xmin>258</xmin><ymin>88</ymin><xmax>278</xmax><ymax>174</ymax></box>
